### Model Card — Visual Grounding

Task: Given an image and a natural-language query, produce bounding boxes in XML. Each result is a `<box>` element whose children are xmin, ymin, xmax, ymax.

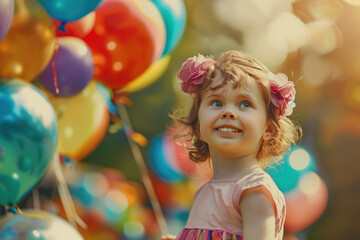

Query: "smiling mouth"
<box><xmin>216</xmin><ymin>127</ymin><xmax>241</xmax><ymax>132</ymax></box>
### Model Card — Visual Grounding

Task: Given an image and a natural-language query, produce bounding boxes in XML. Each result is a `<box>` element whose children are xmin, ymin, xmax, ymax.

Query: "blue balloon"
<box><xmin>0</xmin><ymin>79</ymin><xmax>58</xmax><ymax>205</ymax></box>
<box><xmin>148</xmin><ymin>133</ymin><xmax>184</xmax><ymax>182</ymax></box>
<box><xmin>266</xmin><ymin>146</ymin><xmax>317</xmax><ymax>193</ymax></box>
<box><xmin>37</xmin><ymin>0</ymin><xmax>103</xmax><ymax>22</ymax></box>
<box><xmin>151</xmin><ymin>0</ymin><xmax>186</xmax><ymax>55</ymax></box>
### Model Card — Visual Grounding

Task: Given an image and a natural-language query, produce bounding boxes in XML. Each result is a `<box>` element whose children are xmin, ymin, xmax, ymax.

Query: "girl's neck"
<box><xmin>210</xmin><ymin>151</ymin><xmax>260</xmax><ymax>180</ymax></box>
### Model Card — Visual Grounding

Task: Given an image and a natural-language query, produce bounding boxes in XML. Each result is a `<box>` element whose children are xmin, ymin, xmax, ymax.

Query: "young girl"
<box><xmin>164</xmin><ymin>50</ymin><xmax>301</xmax><ymax>240</ymax></box>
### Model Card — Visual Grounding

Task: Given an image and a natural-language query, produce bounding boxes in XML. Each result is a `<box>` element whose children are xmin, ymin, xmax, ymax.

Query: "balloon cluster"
<box><xmin>0</xmin><ymin>0</ymin><xmax>187</xmax><ymax>238</ymax></box>
<box><xmin>61</xmin><ymin>165</ymin><xmax>159</xmax><ymax>239</ymax></box>
<box><xmin>0</xmin><ymin>0</ymin><xmax>187</xmax><ymax>159</ymax></box>
<box><xmin>266</xmin><ymin>147</ymin><xmax>328</xmax><ymax>233</ymax></box>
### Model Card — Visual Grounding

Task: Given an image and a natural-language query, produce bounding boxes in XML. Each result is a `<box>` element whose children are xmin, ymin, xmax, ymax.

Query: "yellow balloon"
<box><xmin>121</xmin><ymin>55</ymin><xmax>171</xmax><ymax>93</ymax></box>
<box><xmin>50</xmin><ymin>82</ymin><xmax>110</xmax><ymax>161</ymax></box>
<box><xmin>0</xmin><ymin>0</ymin><xmax>55</xmax><ymax>81</ymax></box>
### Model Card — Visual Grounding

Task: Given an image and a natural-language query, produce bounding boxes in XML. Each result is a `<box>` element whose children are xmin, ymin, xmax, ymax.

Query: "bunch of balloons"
<box><xmin>0</xmin><ymin>0</ymin><xmax>187</xmax><ymax>161</ymax></box>
<box><xmin>266</xmin><ymin>147</ymin><xmax>328</xmax><ymax>233</ymax></box>
<box><xmin>59</xmin><ymin>165</ymin><xmax>159</xmax><ymax>239</ymax></box>
<box><xmin>0</xmin><ymin>0</ymin><xmax>187</xmax><ymax>238</ymax></box>
<box><xmin>48</xmin><ymin>0</ymin><xmax>186</xmax><ymax>91</ymax></box>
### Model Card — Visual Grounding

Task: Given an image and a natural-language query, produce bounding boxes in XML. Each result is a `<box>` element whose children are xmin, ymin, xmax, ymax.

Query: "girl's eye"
<box><xmin>240</xmin><ymin>102</ymin><xmax>251</xmax><ymax>108</ymax></box>
<box><xmin>211</xmin><ymin>100</ymin><xmax>222</xmax><ymax>107</ymax></box>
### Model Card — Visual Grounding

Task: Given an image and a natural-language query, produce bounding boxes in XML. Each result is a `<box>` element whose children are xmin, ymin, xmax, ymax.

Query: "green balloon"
<box><xmin>0</xmin><ymin>79</ymin><xmax>58</xmax><ymax>205</ymax></box>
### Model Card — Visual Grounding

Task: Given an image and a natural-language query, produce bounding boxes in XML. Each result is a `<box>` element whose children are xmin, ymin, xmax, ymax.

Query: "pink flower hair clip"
<box><xmin>177</xmin><ymin>54</ymin><xmax>216</xmax><ymax>93</ymax></box>
<box><xmin>268</xmin><ymin>72</ymin><xmax>296</xmax><ymax>117</ymax></box>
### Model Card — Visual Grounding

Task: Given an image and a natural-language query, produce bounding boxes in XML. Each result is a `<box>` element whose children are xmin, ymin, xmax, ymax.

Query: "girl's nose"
<box><xmin>221</xmin><ymin>110</ymin><xmax>237</xmax><ymax>119</ymax></box>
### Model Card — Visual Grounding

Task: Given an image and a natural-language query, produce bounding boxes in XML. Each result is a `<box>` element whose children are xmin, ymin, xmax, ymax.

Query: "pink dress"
<box><xmin>176</xmin><ymin>167</ymin><xmax>286</xmax><ymax>240</ymax></box>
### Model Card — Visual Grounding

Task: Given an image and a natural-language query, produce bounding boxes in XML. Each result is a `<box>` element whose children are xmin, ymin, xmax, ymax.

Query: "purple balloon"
<box><xmin>39</xmin><ymin>37</ymin><xmax>94</xmax><ymax>97</ymax></box>
<box><xmin>0</xmin><ymin>0</ymin><xmax>14</xmax><ymax>42</ymax></box>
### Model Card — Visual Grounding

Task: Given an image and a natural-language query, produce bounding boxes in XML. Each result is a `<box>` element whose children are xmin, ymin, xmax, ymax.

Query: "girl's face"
<box><xmin>197</xmin><ymin>71</ymin><xmax>269</xmax><ymax>159</ymax></box>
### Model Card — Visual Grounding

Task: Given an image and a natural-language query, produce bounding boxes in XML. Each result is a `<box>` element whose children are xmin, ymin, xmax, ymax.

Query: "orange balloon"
<box><xmin>0</xmin><ymin>0</ymin><xmax>55</xmax><ymax>81</ymax></box>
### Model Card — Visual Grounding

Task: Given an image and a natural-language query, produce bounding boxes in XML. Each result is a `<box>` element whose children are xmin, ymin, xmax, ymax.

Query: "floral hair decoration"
<box><xmin>177</xmin><ymin>54</ymin><xmax>296</xmax><ymax>117</ymax></box>
<box><xmin>268</xmin><ymin>73</ymin><xmax>296</xmax><ymax>117</ymax></box>
<box><xmin>177</xmin><ymin>54</ymin><xmax>216</xmax><ymax>93</ymax></box>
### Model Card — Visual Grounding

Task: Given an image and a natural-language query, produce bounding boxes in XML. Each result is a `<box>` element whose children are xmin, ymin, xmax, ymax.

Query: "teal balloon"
<box><xmin>0</xmin><ymin>79</ymin><xmax>58</xmax><ymax>205</ymax></box>
<box><xmin>0</xmin><ymin>209</ymin><xmax>83</xmax><ymax>239</ymax></box>
<box><xmin>148</xmin><ymin>133</ymin><xmax>184</xmax><ymax>182</ymax></box>
<box><xmin>151</xmin><ymin>0</ymin><xmax>186</xmax><ymax>55</ymax></box>
<box><xmin>37</xmin><ymin>0</ymin><xmax>103</xmax><ymax>22</ymax></box>
<box><xmin>266</xmin><ymin>146</ymin><xmax>317</xmax><ymax>193</ymax></box>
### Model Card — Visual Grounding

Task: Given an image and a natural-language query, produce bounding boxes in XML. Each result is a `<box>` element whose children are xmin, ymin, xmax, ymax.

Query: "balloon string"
<box><xmin>11</xmin><ymin>204</ymin><xmax>44</xmax><ymax>218</ymax></box>
<box><xmin>116</xmin><ymin>102</ymin><xmax>169</xmax><ymax>235</ymax></box>
<box><xmin>32</xmin><ymin>187</ymin><xmax>41</xmax><ymax>210</ymax></box>
<box><xmin>53</xmin><ymin>152</ymin><xmax>87</xmax><ymax>229</ymax></box>
<box><xmin>52</xmin><ymin>42</ymin><xmax>60</xmax><ymax>94</ymax></box>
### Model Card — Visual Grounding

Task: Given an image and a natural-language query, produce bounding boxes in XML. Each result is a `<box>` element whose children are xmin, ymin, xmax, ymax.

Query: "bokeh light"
<box><xmin>299</xmin><ymin>171</ymin><xmax>322</xmax><ymax>195</ymax></box>
<box><xmin>123</xmin><ymin>220</ymin><xmax>145</xmax><ymax>240</ymax></box>
<box><xmin>289</xmin><ymin>149</ymin><xmax>310</xmax><ymax>171</ymax></box>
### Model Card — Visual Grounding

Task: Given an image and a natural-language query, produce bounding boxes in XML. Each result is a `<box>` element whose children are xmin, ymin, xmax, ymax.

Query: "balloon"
<box><xmin>38</xmin><ymin>0</ymin><xmax>102</xmax><ymax>23</ymax></box>
<box><xmin>49</xmin><ymin>82</ymin><xmax>109</xmax><ymax>160</ymax></box>
<box><xmin>0</xmin><ymin>210</ymin><xmax>83</xmax><ymax>240</ymax></box>
<box><xmin>148</xmin><ymin>133</ymin><xmax>185</xmax><ymax>182</ymax></box>
<box><xmin>55</xmin><ymin>12</ymin><xmax>96</xmax><ymax>38</ymax></box>
<box><xmin>150</xmin><ymin>0</ymin><xmax>187</xmax><ymax>55</ymax></box>
<box><xmin>0</xmin><ymin>0</ymin><xmax>14</xmax><ymax>42</ymax></box>
<box><xmin>131</xmin><ymin>0</ymin><xmax>166</xmax><ymax>61</ymax></box>
<box><xmin>39</xmin><ymin>37</ymin><xmax>94</xmax><ymax>97</ymax></box>
<box><xmin>83</xmin><ymin>0</ymin><xmax>163</xmax><ymax>89</ymax></box>
<box><xmin>0</xmin><ymin>79</ymin><xmax>58</xmax><ymax>205</ymax></box>
<box><xmin>284</xmin><ymin>172</ymin><xmax>328</xmax><ymax>233</ymax></box>
<box><xmin>121</xmin><ymin>55</ymin><xmax>171</xmax><ymax>93</ymax></box>
<box><xmin>163</xmin><ymin>126</ymin><xmax>197</xmax><ymax>176</ymax></box>
<box><xmin>0</xmin><ymin>0</ymin><xmax>55</xmax><ymax>82</ymax></box>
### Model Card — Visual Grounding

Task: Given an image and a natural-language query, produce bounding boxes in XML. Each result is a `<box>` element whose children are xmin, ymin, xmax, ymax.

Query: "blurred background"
<box><xmin>0</xmin><ymin>0</ymin><xmax>359</xmax><ymax>239</ymax></box>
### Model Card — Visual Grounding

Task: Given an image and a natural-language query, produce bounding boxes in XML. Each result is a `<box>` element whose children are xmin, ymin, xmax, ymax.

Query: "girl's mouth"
<box><xmin>216</xmin><ymin>127</ymin><xmax>241</xmax><ymax>132</ymax></box>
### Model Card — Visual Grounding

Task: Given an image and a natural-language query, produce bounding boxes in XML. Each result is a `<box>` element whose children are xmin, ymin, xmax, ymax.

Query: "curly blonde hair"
<box><xmin>171</xmin><ymin>50</ymin><xmax>302</xmax><ymax>168</ymax></box>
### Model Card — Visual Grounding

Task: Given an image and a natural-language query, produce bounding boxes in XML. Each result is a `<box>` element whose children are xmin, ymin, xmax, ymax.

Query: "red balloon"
<box><xmin>83</xmin><ymin>0</ymin><xmax>156</xmax><ymax>89</ymax></box>
<box><xmin>284</xmin><ymin>172</ymin><xmax>328</xmax><ymax>233</ymax></box>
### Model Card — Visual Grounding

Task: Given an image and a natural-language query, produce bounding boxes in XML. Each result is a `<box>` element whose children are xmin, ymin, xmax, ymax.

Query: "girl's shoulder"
<box><xmin>233</xmin><ymin>167</ymin><xmax>284</xmax><ymax>202</ymax></box>
<box><xmin>232</xmin><ymin>167</ymin><xmax>286</xmax><ymax>230</ymax></box>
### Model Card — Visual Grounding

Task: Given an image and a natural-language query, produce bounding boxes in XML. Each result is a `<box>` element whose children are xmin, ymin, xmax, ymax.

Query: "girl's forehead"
<box><xmin>204</xmin><ymin>82</ymin><xmax>254</xmax><ymax>97</ymax></box>
<box><xmin>209</xmin><ymin>78</ymin><xmax>254</xmax><ymax>94</ymax></box>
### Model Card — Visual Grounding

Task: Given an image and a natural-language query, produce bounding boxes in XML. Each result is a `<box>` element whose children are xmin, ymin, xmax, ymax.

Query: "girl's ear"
<box><xmin>263</xmin><ymin>120</ymin><xmax>274</xmax><ymax>141</ymax></box>
<box><xmin>263</xmin><ymin>131</ymin><xmax>272</xmax><ymax>141</ymax></box>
